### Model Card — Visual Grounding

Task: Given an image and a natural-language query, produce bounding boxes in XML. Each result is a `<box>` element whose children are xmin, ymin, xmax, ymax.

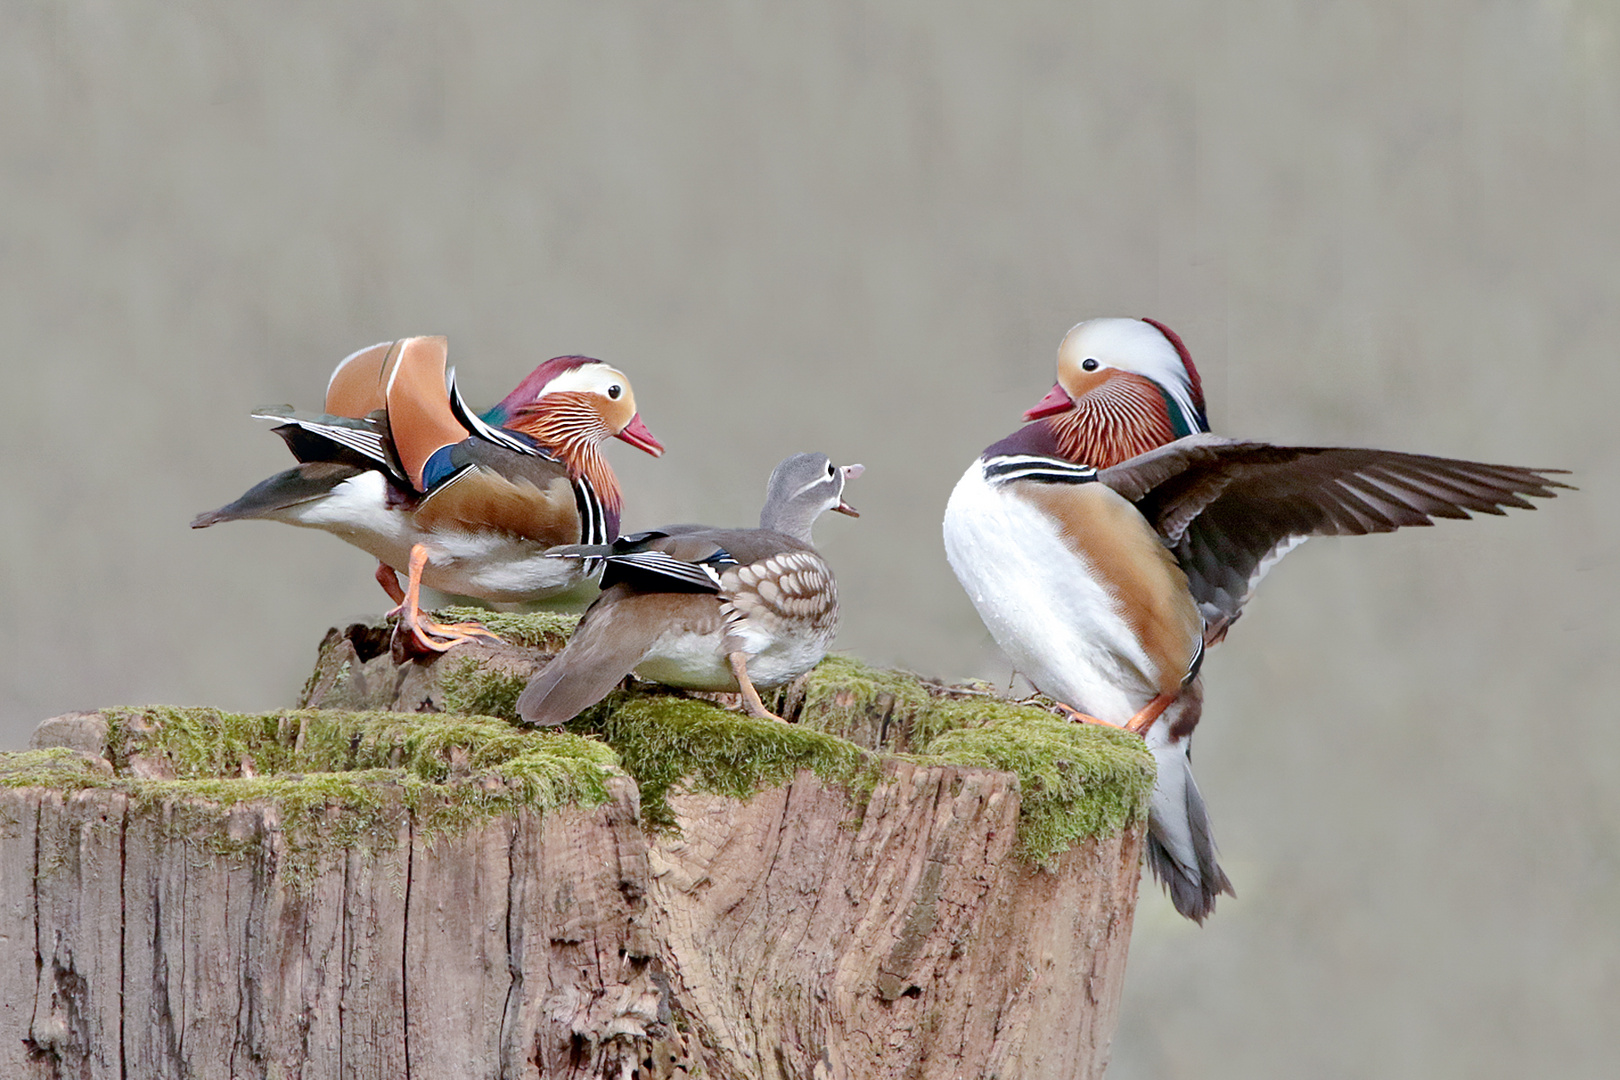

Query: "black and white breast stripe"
<box><xmin>570</xmin><ymin>473</ymin><xmax>610</xmax><ymax>574</ymax></box>
<box><xmin>982</xmin><ymin>454</ymin><xmax>1099</xmax><ymax>486</ymax></box>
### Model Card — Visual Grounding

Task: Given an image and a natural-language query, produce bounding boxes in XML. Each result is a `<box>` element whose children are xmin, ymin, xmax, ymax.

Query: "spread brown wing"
<box><xmin>1099</xmin><ymin>436</ymin><xmax>1570</xmax><ymax>631</ymax></box>
<box><xmin>380</xmin><ymin>336</ymin><xmax>470</xmax><ymax>491</ymax></box>
<box><xmin>324</xmin><ymin>340</ymin><xmax>401</xmax><ymax>419</ymax></box>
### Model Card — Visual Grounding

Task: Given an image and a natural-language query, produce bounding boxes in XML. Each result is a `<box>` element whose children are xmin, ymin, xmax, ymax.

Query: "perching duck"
<box><xmin>193</xmin><ymin>336</ymin><xmax>663</xmax><ymax>652</ymax></box>
<box><xmin>943</xmin><ymin>317</ymin><xmax>1567</xmax><ymax>921</ymax></box>
<box><xmin>517</xmin><ymin>452</ymin><xmax>862</xmax><ymax>727</ymax></box>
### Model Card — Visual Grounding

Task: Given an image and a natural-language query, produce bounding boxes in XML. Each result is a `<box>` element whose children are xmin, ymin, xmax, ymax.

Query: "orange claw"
<box><xmin>1055</xmin><ymin>702</ymin><xmax>1126</xmax><ymax>728</ymax></box>
<box><xmin>390</xmin><ymin>544</ymin><xmax>503</xmax><ymax>656</ymax></box>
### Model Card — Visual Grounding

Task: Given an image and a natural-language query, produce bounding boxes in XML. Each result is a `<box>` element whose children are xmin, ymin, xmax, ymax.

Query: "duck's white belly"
<box><xmin>278</xmin><ymin>471</ymin><xmax>421</xmax><ymax>568</ymax></box>
<box><xmin>632</xmin><ymin>622</ymin><xmax>832</xmax><ymax>691</ymax></box>
<box><xmin>942</xmin><ymin>464</ymin><xmax>1155</xmax><ymax>722</ymax></box>
<box><xmin>634</xmin><ymin>629</ymin><xmax>734</xmax><ymax>689</ymax></box>
<box><xmin>280</xmin><ymin>471</ymin><xmax>590</xmax><ymax>602</ymax></box>
<box><xmin>419</xmin><ymin>531</ymin><xmax>592</xmax><ymax>601</ymax></box>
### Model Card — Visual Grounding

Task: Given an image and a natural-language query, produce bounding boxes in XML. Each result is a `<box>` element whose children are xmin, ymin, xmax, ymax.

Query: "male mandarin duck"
<box><xmin>517</xmin><ymin>452</ymin><xmax>862</xmax><ymax>727</ymax></box>
<box><xmin>943</xmin><ymin>317</ymin><xmax>1567</xmax><ymax>922</ymax></box>
<box><xmin>193</xmin><ymin>336</ymin><xmax>663</xmax><ymax>653</ymax></box>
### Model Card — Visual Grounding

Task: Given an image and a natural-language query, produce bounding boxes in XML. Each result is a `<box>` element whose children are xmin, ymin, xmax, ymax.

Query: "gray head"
<box><xmin>758</xmin><ymin>452</ymin><xmax>864</xmax><ymax>544</ymax></box>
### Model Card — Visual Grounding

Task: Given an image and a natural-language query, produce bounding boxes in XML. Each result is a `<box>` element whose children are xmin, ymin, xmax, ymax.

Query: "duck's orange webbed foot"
<box><xmin>388</xmin><ymin>544</ymin><xmax>503</xmax><ymax>658</ymax></box>
<box><xmin>393</xmin><ymin>607</ymin><xmax>502</xmax><ymax>656</ymax></box>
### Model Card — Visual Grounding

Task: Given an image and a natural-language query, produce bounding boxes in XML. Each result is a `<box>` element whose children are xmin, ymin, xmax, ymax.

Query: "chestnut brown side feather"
<box><xmin>1023</xmin><ymin>482</ymin><xmax>1203</xmax><ymax>696</ymax></box>
<box><xmin>381</xmin><ymin>337</ymin><xmax>472</xmax><ymax>491</ymax></box>
<box><xmin>411</xmin><ymin>468</ymin><xmax>580</xmax><ymax>544</ymax></box>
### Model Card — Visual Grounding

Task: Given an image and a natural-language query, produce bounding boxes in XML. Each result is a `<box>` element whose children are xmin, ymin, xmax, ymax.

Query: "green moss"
<box><xmin>571</xmin><ymin>684</ymin><xmax>1150</xmax><ymax>858</ymax></box>
<box><xmin>0</xmin><ymin>747</ymin><xmax>115</xmax><ymax>791</ymax></box>
<box><xmin>12</xmin><ymin>650</ymin><xmax>1155</xmax><ymax>879</ymax></box>
<box><xmin>437</xmin><ymin>656</ymin><xmax>530</xmax><ymax>722</ymax></box>
<box><xmin>433</xmin><ymin>606</ymin><xmax>578</xmax><ymax>648</ymax></box>
<box><xmin>580</xmin><ymin>692</ymin><xmax>883</xmax><ymax>831</ymax></box>
<box><xmin>19</xmin><ymin>707</ymin><xmax>624</xmax><ymax>890</ymax></box>
<box><xmin>794</xmin><ymin>655</ymin><xmax>938</xmax><ymax>741</ymax></box>
<box><xmin>918</xmin><ymin>703</ymin><xmax>1154</xmax><ymax>864</ymax></box>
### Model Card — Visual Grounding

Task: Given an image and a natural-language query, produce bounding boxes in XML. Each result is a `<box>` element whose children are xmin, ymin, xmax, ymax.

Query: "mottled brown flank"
<box><xmin>1023</xmin><ymin>481</ymin><xmax>1202</xmax><ymax>695</ymax></box>
<box><xmin>322</xmin><ymin>339</ymin><xmax>397</xmax><ymax>419</ymax></box>
<box><xmin>722</xmin><ymin>551</ymin><xmax>839</xmax><ymax>644</ymax></box>
<box><xmin>513</xmin><ymin>390</ymin><xmax>626</xmax><ymax>513</ymax></box>
<box><xmin>412</xmin><ymin>468</ymin><xmax>581</xmax><ymax>543</ymax></box>
<box><xmin>376</xmin><ymin>336</ymin><xmax>470</xmax><ymax>491</ymax></box>
<box><xmin>1049</xmin><ymin>371</ymin><xmax>1177</xmax><ymax>469</ymax></box>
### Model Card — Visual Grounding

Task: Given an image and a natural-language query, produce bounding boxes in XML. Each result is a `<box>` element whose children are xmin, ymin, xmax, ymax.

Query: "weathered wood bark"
<box><xmin>2</xmin><ymin>778</ymin><xmax>655</xmax><ymax>1080</ymax></box>
<box><xmin>651</xmin><ymin>766</ymin><xmax>1141</xmax><ymax>1078</ymax></box>
<box><xmin>1</xmin><ymin>625</ymin><xmax>1149</xmax><ymax>1079</ymax></box>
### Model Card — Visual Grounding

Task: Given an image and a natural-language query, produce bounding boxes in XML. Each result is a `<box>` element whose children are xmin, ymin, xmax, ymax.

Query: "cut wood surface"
<box><xmin>1</xmin><ymin>615</ymin><xmax>1153</xmax><ymax>1079</ymax></box>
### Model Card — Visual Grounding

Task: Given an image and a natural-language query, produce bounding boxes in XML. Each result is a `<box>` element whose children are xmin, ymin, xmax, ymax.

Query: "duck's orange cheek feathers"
<box><xmin>1050</xmin><ymin>372</ymin><xmax>1179</xmax><ymax>469</ymax></box>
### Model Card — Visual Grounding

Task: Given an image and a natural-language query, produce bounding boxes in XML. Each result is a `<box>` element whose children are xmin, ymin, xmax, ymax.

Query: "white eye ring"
<box><xmin>1081</xmin><ymin>358</ymin><xmax>1100</xmax><ymax>372</ymax></box>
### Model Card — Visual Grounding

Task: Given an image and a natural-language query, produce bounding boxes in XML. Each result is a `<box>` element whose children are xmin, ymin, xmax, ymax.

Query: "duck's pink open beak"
<box><xmin>616</xmin><ymin>413</ymin><xmax>665</xmax><ymax>457</ymax></box>
<box><xmin>834</xmin><ymin>463</ymin><xmax>864</xmax><ymax>516</ymax></box>
<box><xmin>1023</xmin><ymin>383</ymin><xmax>1074</xmax><ymax>421</ymax></box>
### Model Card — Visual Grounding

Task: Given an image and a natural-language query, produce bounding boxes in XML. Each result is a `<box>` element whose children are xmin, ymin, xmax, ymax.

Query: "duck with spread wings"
<box><xmin>194</xmin><ymin>336</ymin><xmax>663</xmax><ymax>653</ymax></box>
<box><xmin>944</xmin><ymin>317</ymin><xmax>1568</xmax><ymax>922</ymax></box>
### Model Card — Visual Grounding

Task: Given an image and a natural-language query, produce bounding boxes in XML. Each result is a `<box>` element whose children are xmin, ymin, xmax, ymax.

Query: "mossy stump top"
<box><xmin>2</xmin><ymin>612</ymin><xmax>1155</xmax><ymax>1080</ymax></box>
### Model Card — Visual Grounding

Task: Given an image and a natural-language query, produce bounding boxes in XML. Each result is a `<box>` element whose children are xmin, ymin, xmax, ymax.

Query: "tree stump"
<box><xmin>0</xmin><ymin>613</ymin><xmax>1153</xmax><ymax>1079</ymax></box>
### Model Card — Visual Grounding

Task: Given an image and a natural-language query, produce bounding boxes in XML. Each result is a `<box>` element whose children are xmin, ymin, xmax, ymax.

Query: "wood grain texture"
<box><xmin>1</xmin><ymin>779</ymin><xmax>655</xmax><ymax>1080</ymax></box>
<box><xmin>3</xmin><ymin>639</ymin><xmax>1145</xmax><ymax>1078</ymax></box>
<box><xmin>648</xmin><ymin>763</ymin><xmax>1140</xmax><ymax>1080</ymax></box>
<box><xmin>1</xmin><ymin>773</ymin><xmax>1138</xmax><ymax>1079</ymax></box>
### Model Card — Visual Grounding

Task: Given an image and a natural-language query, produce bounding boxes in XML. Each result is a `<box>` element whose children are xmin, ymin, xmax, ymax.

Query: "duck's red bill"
<box><xmin>616</xmin><ymin>414</ymin><xmax>665</xmax><ymax>456</ymax></box>
<box><xmin>1023</xmin><ymin>383</ymin><xmax>1074</xmax><ymax>421</ymax></box>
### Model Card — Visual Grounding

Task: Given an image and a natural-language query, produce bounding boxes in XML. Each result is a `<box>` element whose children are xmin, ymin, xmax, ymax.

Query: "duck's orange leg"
<box><xmin>729</xmin><ymin>652</ymin><xmax>785</xmax><ymax>722</ymax></box>
<box><xmin>1055</xmin><ymin>693</ymin><xmax>1174</xmax><ymax>735</ymax></box>
<box><xmin>374</xmin><ymin>561</ymin><xmax>407</xmax><ymax>606</ymax></box>
<box><xmin>1055</xmin><ymin>702</ymin><xmax>1125</xmax><ymax>727</ymax></box>
<box><xmin>1125</xmin><ymin>694</ymin><xmax>1174</xmax><ymax>735</ymax></box>
<box><xmin>391</xmin><ymin>544</ymin><xmax>502</xmax><ymax>655</ymax></box>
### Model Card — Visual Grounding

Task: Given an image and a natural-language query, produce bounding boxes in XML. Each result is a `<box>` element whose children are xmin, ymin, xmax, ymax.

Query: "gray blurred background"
<box><xmin>3</xmin><ymin>2</ymin><xmax>1615</xmax><ymax>1076</ymax></box>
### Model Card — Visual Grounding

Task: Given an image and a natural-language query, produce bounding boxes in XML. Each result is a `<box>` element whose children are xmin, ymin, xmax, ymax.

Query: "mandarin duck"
<box><xmin>943</xmin><ymin>317</ymin><xmax>1567</xmax><ymax>922</ymax></box>
<box><xmin>193</xmin><ymin>336</ymin><xmax>663</xmax><ymax>653</ymax></box>
<box><xmin>517</xmin><ymin>452</ymin><xmax>862</xmax><ymax>727</ymax></box>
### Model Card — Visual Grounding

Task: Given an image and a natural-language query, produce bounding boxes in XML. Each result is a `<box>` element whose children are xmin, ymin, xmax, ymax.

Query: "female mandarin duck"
<box><xmin>193</xmin><ymin>336</ymin><xmax>663</xmax><ymax>653</ymax></box>
<box><xmin>943</xmin><ymin>317</ymin><xmax>1566</xmax><ymax>922</ymax></box>
<box><xmin>517</xmin><ymin>453</ymin><xmax>861</xmax><ymax>727</ymax></box>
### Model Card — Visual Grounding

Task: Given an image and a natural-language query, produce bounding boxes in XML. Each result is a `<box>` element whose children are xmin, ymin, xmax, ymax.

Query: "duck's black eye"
<box><xmin>607</xmin><ymin>384</ymin><xmax>623</xmax><ymax>400</ymax></box>
<box><xmin>1081</xmin><ymin>358</ymin><xmax>1100</xmax><ymax>372</ymax></box>
<box><xmin>827</xmin><ymin>462</ymin><xmax>836</xmax><ymax>477</ymax></box>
